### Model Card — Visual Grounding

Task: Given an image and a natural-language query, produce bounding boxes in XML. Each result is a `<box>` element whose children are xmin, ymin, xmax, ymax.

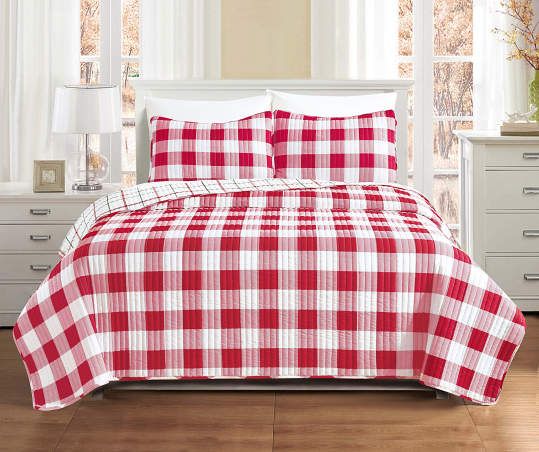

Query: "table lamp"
<box><xmin>52</xmin><ymin>84</ymin><xmax>121</xmax><ymax>191</ymax></box>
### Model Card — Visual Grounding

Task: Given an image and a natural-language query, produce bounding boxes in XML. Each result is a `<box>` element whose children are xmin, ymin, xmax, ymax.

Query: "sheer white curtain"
<box><xmin>140</xmin><ymin>0</ymin><xmax>221</xmax><ymax>79</ymax></box>
<box><xmin>0</xmin><ymin>0</ymin><xmax>79</xmax><ymax>183</ymax></box>
<box><xmin>473</xmin><ymin>0</ymin><xmax>536</xmax><ymax>129</ymax></box>
<box><xmin>311</xmin><ymin>0</ymin><xmax>398</xmax><ymax>79</ymax></box>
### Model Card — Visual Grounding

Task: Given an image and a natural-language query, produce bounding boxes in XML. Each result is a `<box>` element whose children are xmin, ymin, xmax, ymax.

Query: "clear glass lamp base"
<box><xmin>72</xmin><ymin>181</ymin><xmax>102</xmax><ymax>191</ymax></box>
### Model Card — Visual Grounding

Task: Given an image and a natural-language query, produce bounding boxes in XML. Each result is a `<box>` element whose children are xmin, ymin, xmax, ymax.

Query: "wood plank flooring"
<box><xmin>1</xmin><ymin>314</ymin><xmax>537</xmax><ymax>452</ymax></box>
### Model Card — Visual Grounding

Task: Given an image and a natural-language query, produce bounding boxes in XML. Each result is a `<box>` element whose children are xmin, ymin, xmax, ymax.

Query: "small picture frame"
<box><xmin>33</xmin><ymin>160</ymin><xmax>65</xmax><ymax>193</ymax></box>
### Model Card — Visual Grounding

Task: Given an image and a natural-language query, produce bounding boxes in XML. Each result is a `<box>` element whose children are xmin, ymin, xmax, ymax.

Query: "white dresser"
<box><xmin>456</xmin><ymin>131</ymin><xmax>539</xmax><ymax>312</ymax></box>
<box><xmin>0</xmin><ymin>183</ymin><xmax>120</xmax><ymax>325</ymax></box>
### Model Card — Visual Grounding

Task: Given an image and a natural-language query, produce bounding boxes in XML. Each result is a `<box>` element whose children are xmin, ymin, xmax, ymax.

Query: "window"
<box><xmin>399</xmin><ymin>0</ymin><xmax>473</xmax><ymax>237</ymax></box>
<box><xmin>398</xmin><ymin>0</ymin><xmax>414</xmax><ymax>185</ymax></box>
<box><xmin>433</xmin><ymin>0</ymin><xmax>473</xmax><ymax>236</ymax></box>
<box><xmin>80</xmin><ymin>0</ymin><xmax>139</xmax><ymax>187</ymax></box>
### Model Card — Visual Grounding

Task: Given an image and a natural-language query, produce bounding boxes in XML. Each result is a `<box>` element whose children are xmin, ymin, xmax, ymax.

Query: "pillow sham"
<box><xmin>145</xmin><ymin>95</ymin><xmax>272</xmax><ymax>126</ymax></box>
<box><xmin>149</xmin><ymin>112</ymin><xmax>273</xmax><ymax>182</ymax></box>
<box><xmin>268</xmin><ymin>90</ymin><xmax>397</xmax><ymax>117</ymax></box>
<box><xmin>273</xmin><ymin>109</ymin><xmax>397</xmax><ymax>183</ymax></box>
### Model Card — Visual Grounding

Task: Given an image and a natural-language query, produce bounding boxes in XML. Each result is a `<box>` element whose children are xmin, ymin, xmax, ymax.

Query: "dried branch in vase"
<box><xmin>493</xmin><ymin>0</ymin><xmax>539</xmax><ymax>70</ymax></box>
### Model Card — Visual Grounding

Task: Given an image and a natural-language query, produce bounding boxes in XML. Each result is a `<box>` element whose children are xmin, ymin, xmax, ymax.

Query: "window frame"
<box><xmin>406</xmin><ymin>0</ymin><xmax>471</xmax><ymax>233</ymax></box>
<box><xmin>79</xmin><ymin>0</ymin><xmax>139</xmax><ymax>184</ymax></box>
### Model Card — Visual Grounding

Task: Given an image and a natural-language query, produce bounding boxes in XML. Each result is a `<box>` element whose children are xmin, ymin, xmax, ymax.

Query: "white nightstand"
<box><xmin>0</xmin><ymin>183</ymin><xmax>121</xmax><ymax>325</ymax></box>
<box><xmin>455</xmin><ymin>130</ymin><xmax>539</xmax><ymax>311</ymax></box>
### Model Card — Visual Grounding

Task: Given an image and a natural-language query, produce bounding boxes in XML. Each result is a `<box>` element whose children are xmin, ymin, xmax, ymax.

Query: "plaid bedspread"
<box><xmin>13</xmin><ymin>179</ymin><xmax>525</xmax><ymax>410</ymax></box>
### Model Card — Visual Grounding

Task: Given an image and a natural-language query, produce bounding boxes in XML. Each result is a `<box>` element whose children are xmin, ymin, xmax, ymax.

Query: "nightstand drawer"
<box><xmin>0</xmin><ymin>202</ymin><xmax>88</xmax><ymax>223</ymax></box>
<box><xmin>0</xmin><ymin>283</ymin><xmax>41</xmax><ymax>326</ymax></box>
<box><xmin>486</xmin><ymin>256</ymin><xmax>539</xmax><ymax>297</ymax></box>
<box><xmin>0</xmin><ymin>283</ymin><xmax>40</xmax><ymax>311</ymax></box>
<box><xmin>484</xmin><ymin>213</ymin><xmax>539</xmax><ymax>252</ymax></box>
<box><xmin>0</xmin><ymin>283</ymin><xmax>39</xmax><ymax>326</ymax></box>
<box><xmin>485</xmin><ymin>145</ymin><xmax>539</xmax><ymax>168</ymax></box>
<box><xmin>0</xmin><ymin>225</ymin><xmax>69</xmax><ymax>252</ymax></box>
<box><xmin>0</xmin><ymin>254</ymin><xmax>59</xmax><ymax>281</ymax></box>
<box><xmin>486</xmin><ymin>170</ymin><xmax>539</xmax><ymax>210</ymax></box>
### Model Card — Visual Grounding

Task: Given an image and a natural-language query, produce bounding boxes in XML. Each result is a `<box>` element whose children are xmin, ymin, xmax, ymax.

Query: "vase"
<box><xmin>530</xmin><ymin>70</ymin><xmax>539</xmax><ymax>122</ymax></box>
<box><xmin>87</xmin><ymin>151</ymin><xmax>110</xmax><ymax>184</ymax></box>
<box><xmin>66</xmin><ymin>147</ymin><xmax>109</xmax><ymax>187</ymax></box>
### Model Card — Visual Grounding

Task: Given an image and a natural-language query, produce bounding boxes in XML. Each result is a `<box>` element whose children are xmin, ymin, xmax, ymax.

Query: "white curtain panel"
<box><xmin>140</xmin><ymin>0</ymin><xmax>221</xmax><ymax>79</ymax></box>
<box><xmin>0</xmin><ymin>0</ymin><xmax>79</xmax><ymax>183</ymax></box>
<box><xmin>311</xmin><ymin>0</ymin><xmax>399</xmax><ymax>79</ymax></box>
<box><xmin>473</xmin><ymin>0</ymin><xmax>536</xmax><ymax>129</ymax></box>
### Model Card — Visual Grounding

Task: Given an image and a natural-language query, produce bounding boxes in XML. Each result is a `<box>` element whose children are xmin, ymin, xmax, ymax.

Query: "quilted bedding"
<box><xmin>13</xmin><ymin>179</ymin><xmax>525</xmax><ymax>410</ymax></box>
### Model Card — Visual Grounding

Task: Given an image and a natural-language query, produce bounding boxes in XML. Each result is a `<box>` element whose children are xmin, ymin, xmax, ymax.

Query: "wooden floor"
<box><xmin>1</xmin><ymin>315</ymin><xmax>537</xmax><ymax>452</ymax></box>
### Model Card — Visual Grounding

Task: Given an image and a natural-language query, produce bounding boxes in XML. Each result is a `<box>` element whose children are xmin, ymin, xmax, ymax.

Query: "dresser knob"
<box><xmin>522</xmin><ymin>230</ymin><xmax>539</xmax><ymax>237</ymax></box>
<box><xmin>523</xmin><ymin>273</ymin><xmax>539</xmax><ymax>281</ymax></box>
<box><xmin>30</xmin><ymin>264</ymin><xmax>51</xmax><ymax>271</ymax></box>
<box><xmin>30</xmin><ymin>234</ymin><xmax>51</xmax><ymax>241</ymax></box>
<box><xmin>522</xmin><ymin>187</ymin><xmax>539</xmax><ymax>195</ymax></box>
<box><xmin>30</xmin><ymin>208</ymin><xmax>51</xmax><ymax>216</ymax></box>
<box><xmin>522</xmin><ymin>152</ymin><xmax>539</xmax><ymax>159</ymax></box>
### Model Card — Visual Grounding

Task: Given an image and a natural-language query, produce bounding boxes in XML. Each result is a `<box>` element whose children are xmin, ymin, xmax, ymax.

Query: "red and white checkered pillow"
<box><xmin>149</xmin><ymin>112</ymin><xmax>273</xmax><ymax>181</ymax></box>
<box><xmin>273</xmin><ymin>109</ymin><xmax>397</xmax><ymax>183</ymax></box>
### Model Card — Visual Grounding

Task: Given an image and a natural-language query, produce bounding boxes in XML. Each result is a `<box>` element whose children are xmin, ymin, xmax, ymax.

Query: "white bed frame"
<box><xmin>97</xmin><ymin>79</ymin><xmax>448</xmax><ymax>399</ymax></box>
<box><xmin>132</xmin><ymin>79</ymin><xmax>413</xmax><ymax>185</ymax></box>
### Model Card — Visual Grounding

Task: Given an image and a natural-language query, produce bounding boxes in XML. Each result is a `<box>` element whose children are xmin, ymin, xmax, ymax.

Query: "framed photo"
<box><xmin>33</xmin><ymin>160</ymin><xmax>65</xmax><ymax>193</ymax></box>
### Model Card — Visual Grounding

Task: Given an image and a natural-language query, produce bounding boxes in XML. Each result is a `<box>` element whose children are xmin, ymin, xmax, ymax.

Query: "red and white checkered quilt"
<box><xmin>13</xmin><ymin>179</ymin><xmax>525</xmax><ymax>410</ymax></box>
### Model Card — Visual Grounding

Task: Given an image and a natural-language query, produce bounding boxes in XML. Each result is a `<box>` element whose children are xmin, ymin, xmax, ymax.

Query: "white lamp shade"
<box><xmin>52</xmin><ymin>85</ymin><xmax>121</xmax><ymax>134</ymax></box>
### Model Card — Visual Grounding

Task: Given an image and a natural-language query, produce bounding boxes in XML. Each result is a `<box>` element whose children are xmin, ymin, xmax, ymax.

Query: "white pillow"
<box><xmin>268</xmin><ymin>90</ymin><xmax>397</xmax><ymax>117</ymax></box>
<box><xmin>145</xmin><ymin>94</ymin><xmax>272</xmax><ymax>125</ymax></box>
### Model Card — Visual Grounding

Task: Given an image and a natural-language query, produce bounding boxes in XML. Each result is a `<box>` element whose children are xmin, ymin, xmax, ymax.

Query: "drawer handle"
<box><xmin>30</xmin><ymin>234</ymin><xmax>51</xmax><ymax>241</ymax></box>
<box><xmin>523</xmin><ymin>230</ymin><xmax>539</xmax><ymax>237</ymax></box>
<box><xmin>30</xmin><ymin>264</ymin><xmax>51</xmax><ymax>271</ymax></box>
<box><xmin>523</xmin><ymin>152</ymin><xmax>539</xmax><ymax>159</ymax></box>
<box><xmin>30</xmin><ymin>208</ymin><xmax>51</xmax><ymax>216</ymax></box>
<box><xmin>522</xmin><ymin>187</ymin><xmax>539</xmax><ymax>195</ymax></box>
<box><xmin>523</xmin><ymin>273</ymin><xmax>539</xmax><ymax>281</ymax></box>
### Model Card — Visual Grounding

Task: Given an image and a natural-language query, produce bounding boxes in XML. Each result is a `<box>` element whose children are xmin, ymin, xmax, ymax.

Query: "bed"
<box><xmin>13</xmin><ymin>80</ymin><xmax>525</xmax><ymax>410</ymax></box>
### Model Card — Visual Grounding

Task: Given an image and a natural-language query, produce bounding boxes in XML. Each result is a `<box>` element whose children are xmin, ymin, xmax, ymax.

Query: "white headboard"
<box><xmin>132</xmin><ymin>79</ymin><xmax>413</xmax><ymax>185</ymax></box>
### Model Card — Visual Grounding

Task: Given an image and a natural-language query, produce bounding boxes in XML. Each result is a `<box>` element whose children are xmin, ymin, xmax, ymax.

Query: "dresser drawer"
<box><xmin>0</xmin><ymin>202</ymin><xmax>87</xmax><ymax>223</ymax></box>
<box><xmin>0</xmin><ymin>224</ymin><xmax>69</xmax><ymax>252</ymax></box>
<box><xmin>485</xmin><ymin>145</ymin><xmax>539</xmax><ymax>168</ymax></box>
<box><xmin>486</xmin><ymin>170</ymin><xmax>539</xmax><ymax>210</ymax></box>
<box><xmin>484</xmin><ymin>213</ymin><xmax>539</xmax><ymax>252</ymax></box>
<box><xmin>485</xmin><ymin>256</ymin><xmax>539</xmax><ymax>297</ymax></box>
<box><xmin>0</xmin><ymin>254</ymin><xmax>59</xmax><ymax>281</ymax></box>
<box><xmin>0</xmin><ymin>283</ymin><xmax>40</xmax><ymax>311</ymax></box>
<box><xmin>0</xmin><ymin>283</ymin><xmax>41</xmax><ymax>326</ymax></box>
